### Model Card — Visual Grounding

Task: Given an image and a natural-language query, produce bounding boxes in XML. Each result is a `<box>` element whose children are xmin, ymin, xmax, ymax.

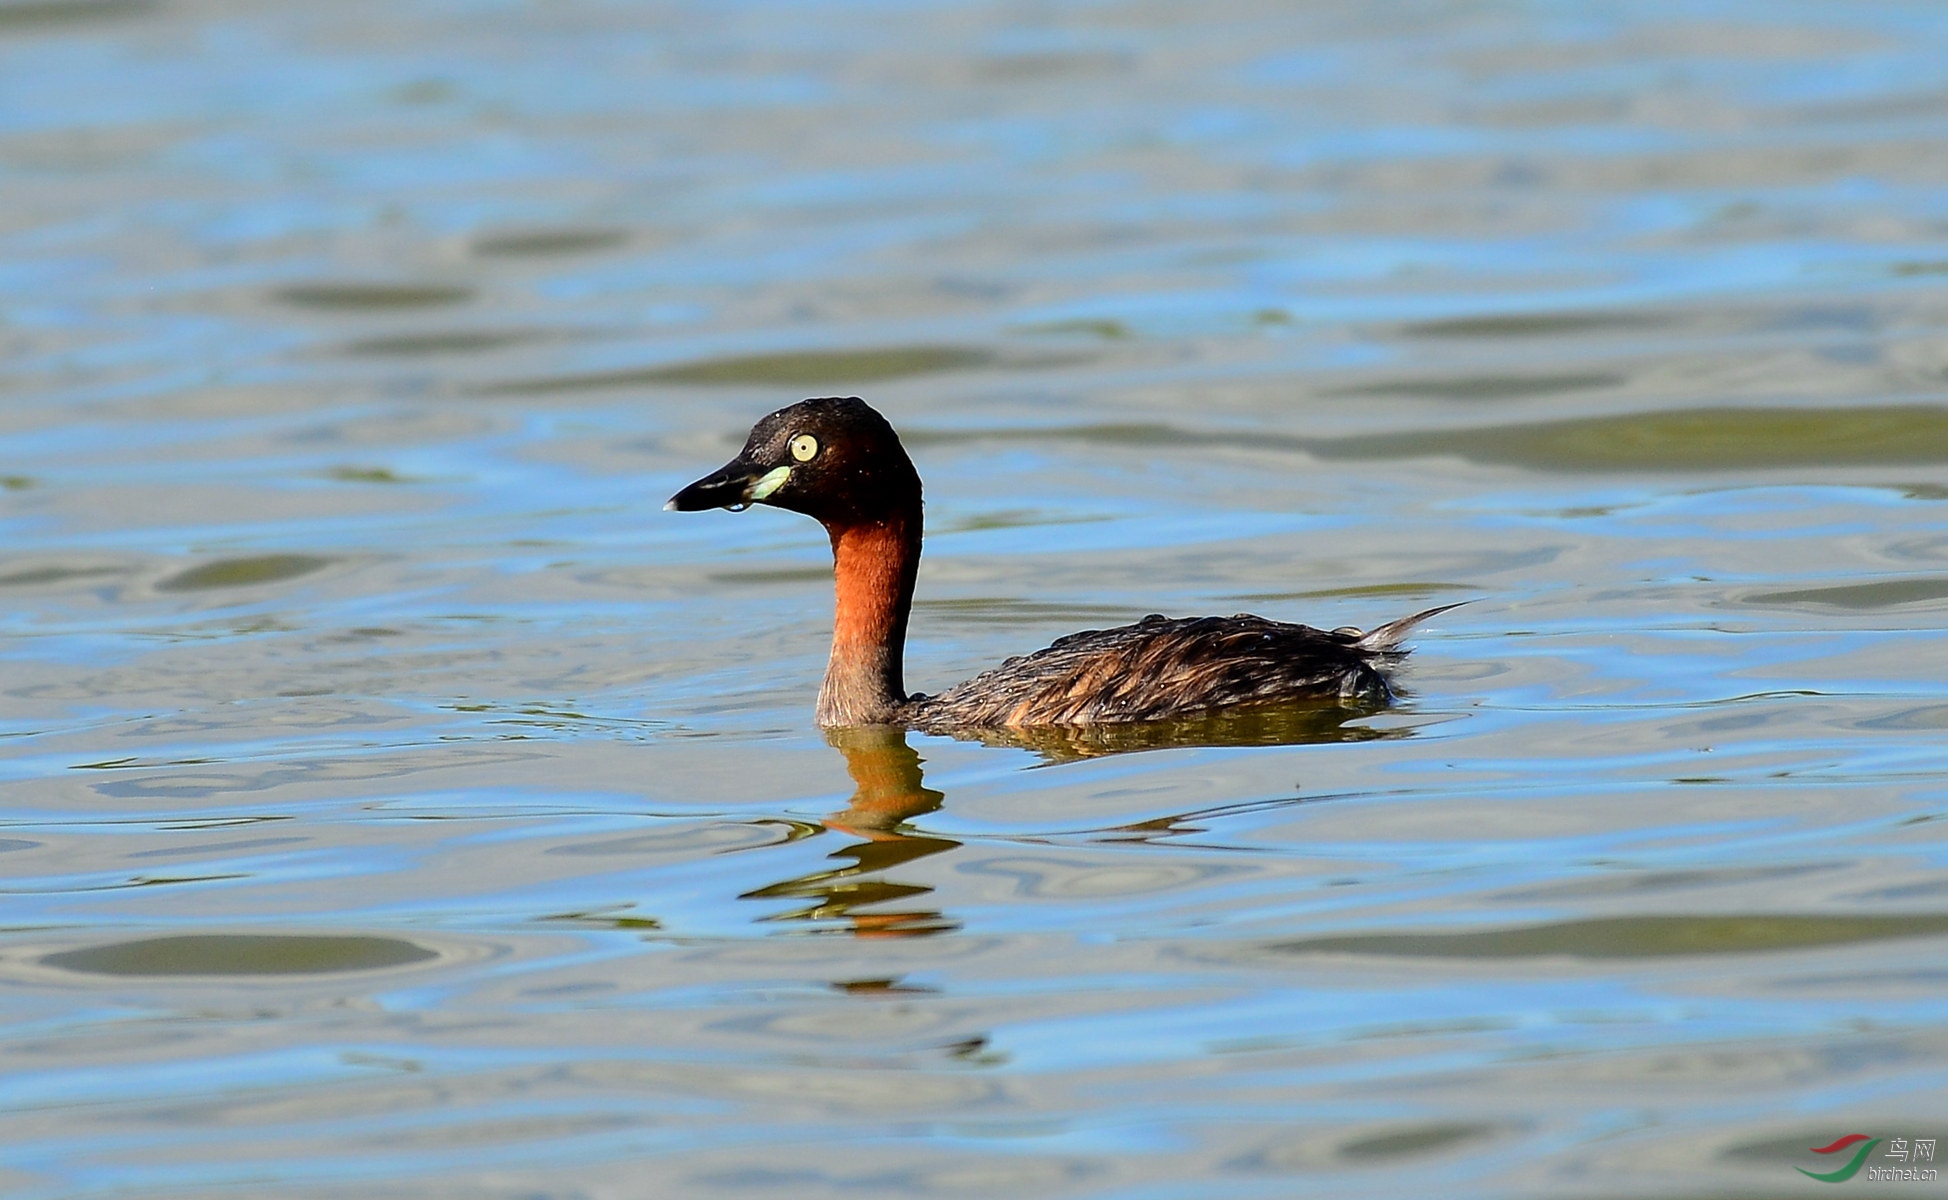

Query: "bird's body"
<box><xmin>908</xmin><ymin>612</ymin><xmax>1417</xmax><ymax>728</ymax></box>
<box><xmin>668</xmin><ymin>396</ymin><xmax>1453</xmax><ymax>729</ymax></box>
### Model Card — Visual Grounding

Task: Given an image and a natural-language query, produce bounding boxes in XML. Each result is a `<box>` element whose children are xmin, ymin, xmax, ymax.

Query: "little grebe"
<box><xmin>668</xmin><ymin>396</ymin><xmax>1456</xmax><ymax>728</ymax></box>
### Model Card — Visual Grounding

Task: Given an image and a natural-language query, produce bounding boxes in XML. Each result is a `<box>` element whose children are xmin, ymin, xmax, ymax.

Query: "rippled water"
<box><xmin>5</xmin><ymin>1</ymin><xmax>1948</xmax><ymax>1195</ymax></box>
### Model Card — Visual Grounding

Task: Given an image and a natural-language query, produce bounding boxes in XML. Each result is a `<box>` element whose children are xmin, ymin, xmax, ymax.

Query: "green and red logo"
<box><xmin>1799</xmin><ymin>1134</ymin><xmax>1881</xmax><ymax>1183</ymax></box>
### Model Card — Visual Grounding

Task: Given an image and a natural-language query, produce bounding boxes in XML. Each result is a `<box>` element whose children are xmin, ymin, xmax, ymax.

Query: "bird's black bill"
<box><xmin>665</xmin><ymin>457</ymin><xmax>763</xmax><ymax>512</ymax></box>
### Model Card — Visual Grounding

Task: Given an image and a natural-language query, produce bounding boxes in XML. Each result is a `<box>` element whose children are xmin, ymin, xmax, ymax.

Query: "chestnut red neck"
<box><xmin>816</xmin><ymin>503</ymin><xmax>922</xmax><ymax>726</ymax></box>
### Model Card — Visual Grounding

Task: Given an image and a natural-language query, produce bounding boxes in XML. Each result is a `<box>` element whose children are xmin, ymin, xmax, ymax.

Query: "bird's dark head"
<box><xmin>665</xmin><ymin>396</ymin><xmax>921</xmax><ymax>527</ymax></box>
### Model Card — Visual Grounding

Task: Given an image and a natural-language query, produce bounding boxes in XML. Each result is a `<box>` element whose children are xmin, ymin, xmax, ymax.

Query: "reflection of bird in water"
<box><xmin>669</xmin><ymin>396</ymin><xmax>1459</xmax><ymax>730</ymax></box>
<box><xmin>743</xmin><ymin>712</ymin><xmax>1421</xmax><ymax>937</ymax></box>
<box><xmin>740</xmin><ymin>726</ymin><xmax>957</xmax><ymax>938</ymax></box>
<box><xmin>950</xmin><ymin>697</ymin><xmax>1408</xmax><ymax>761</ymax></box>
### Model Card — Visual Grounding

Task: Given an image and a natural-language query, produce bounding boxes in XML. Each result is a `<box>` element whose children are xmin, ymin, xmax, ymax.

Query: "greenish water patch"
<box><xmin>470</xmin><ymin>228</ymin><xmax>629</xmax><ymax>257</ymax></box>
<box><xmin>157</xmin><ymin>555</ymin><xmax>330</xmax><ymax>592</ymax></box>
<box><xmin>1337</xmin><ymin>1122</ymin><xmax>1501</xmax><ymax>1161</ymax></box>
<box><xmin>44</xmin><ymin>934</ymin><xmax>438</xmax><ymax>976</ymax></box>
<box><xmin>323</xmin><ymin>466</ymin><xmax>419</xmax><ymax>484</ymax></box>
<box><xmin>274</xmin><ymin>283</ymin><xmax>473</xmax><ymax>310</ymax></box>
<box><xmin>1330</xmin><ymin>371</ymin><xmax>1624</xmax><ymax>401</ymax></box>
<box><xmin>388</xmin><ymin>77</ymin><xmax>454</xmax><ymax>104</ymax></box>
<box><xmin>1499</xmin><ymin>864</ymin><xmax>1836</xmax><ymax>901</ymax></box>
<box><xmin>937</xmin><ymin>508</ymin><xmax>1113</xmax><ymax>534</ymax></box>
<box><xmin>1</xmin><ymin>475</ymin><xmax>30</xmax><ymax>489</ymax></box>
<box><xmin>910</xmin><ymin>597</ymin><xmax>1143</xmax><ymax>625</ymax></box>
<box><xmin>902</xmin><ymin>422</ymin><xmax>1205</xmax><ymax>449</ymax></box>
<box><xmin>1314</xmin><ymin>406</ymin><xmax>1948</xmax><ymax>471</ymax></box>
<box><xmin>1227</xmin><ymin>582</ymin><xmax>1471</xmax><ymax>602</ymax></box>
<box><xmin>540</xmin><ymin>908</ymin><xmax>663</xmax><ymax>930</ymax></box>
<box><xmin>0</xmin><ymin>0</ymin><xmax>153</xmax><ymax>30</ymax></box>
<box><xmin>1744</xmin><ymin>578</ymin><xmax>1948</xmax><ymax>609</ymax></box>
<box><xmin>482</xmin><ymin>346</ymin><xmax>993</xmax><ymax>394</ymax></box>
<box><xmin>1892</xmin><ymin>260</ymin><xmax>1948</xmax><ymax>276</ymax></box>
<box><xmin>1404</xmin><ymin>311</ymin><xmax>1668</xmax><ymax>338</ymax></box>
<box><xmin>343</xmin><ymin>330</ymin><xmax>542</xmax><ymax>356</ymax></box>
<box><xmin>914</xmin><ymin>407</ymin><xmax>1948</xmax><ymax>470</ymax></box>
<box><xmin>0</xmin><ymin>563</ymin><xmax>125</xmax><ymax>588</ymax></box>
<box><xmin>1013</xmin><ymin>318</ymin><xmax>1130</xmax><ymax>339</ymax></box>
<box><xmin>1268</xmin><ymin>915</ymin><xmax>1948</xmax><ymax>960</ymax></box>
<box><xmin>708</xmin><ymin>566</ymin><xmax>834</xmax><ymax>585</ymax></box>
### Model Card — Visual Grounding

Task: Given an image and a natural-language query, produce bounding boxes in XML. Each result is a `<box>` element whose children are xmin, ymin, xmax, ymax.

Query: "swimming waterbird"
<box><xmin>667</xmin><ymin>397</ymin><xmax>1457</xmax><ymax>729</ymax></box>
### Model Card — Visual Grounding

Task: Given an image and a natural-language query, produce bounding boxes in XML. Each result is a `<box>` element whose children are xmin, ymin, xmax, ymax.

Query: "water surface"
<box><xmin>4</xmin><ymin>1</ymin><xmax>1948</xmax><ymax>1196</ymax></box>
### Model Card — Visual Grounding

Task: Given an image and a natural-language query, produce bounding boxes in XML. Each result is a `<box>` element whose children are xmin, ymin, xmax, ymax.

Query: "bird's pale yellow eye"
<box><xmin>789</xmin><ymin>433</ymin><xmax>819</xmax><ymax>462</ymax></box>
